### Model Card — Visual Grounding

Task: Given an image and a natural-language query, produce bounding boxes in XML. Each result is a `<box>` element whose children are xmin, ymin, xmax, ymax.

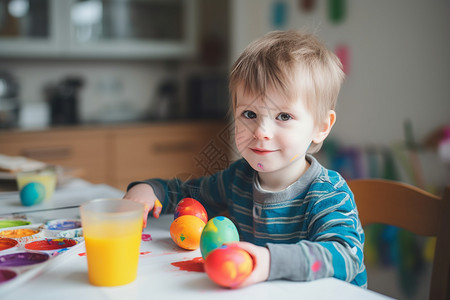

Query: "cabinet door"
<box><xmin>66</xmin><ymin>0</ymin><xmax>197</xmax><ymax>59</ymax></box>
<box><xmin>113</xmin><ymin>122</ymin><xmax>230</xmax><ymax>191</ymax></box>
<box><xmin>0</xmin><ymin>128</ymin><xmax>110</xmax><ymax>184</ymax></box>
<box><xmin>0</xmin><ymin>0</ymin><xmax>196</xmax><ymax>59</ymax></box>
<box><xmin>0</xmin><ymin>0</ymin><xmax>67</xmax><ymax>57</ymax></box>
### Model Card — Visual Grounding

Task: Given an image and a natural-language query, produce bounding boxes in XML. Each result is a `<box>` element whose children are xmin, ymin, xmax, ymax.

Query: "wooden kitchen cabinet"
<box><xmin>0</xmin><ymin>127</ymin><xmax>111</xmax><ymax>185</ymax></box>
<box><xmin>0</xmin><ymin>121</ymin><xmax>231</xmax><ymax>191</ymax></box>
<box><xmin>111</xmin><ymin>122</ymin><xmax>231</xmax><ymax>190</ymax></box>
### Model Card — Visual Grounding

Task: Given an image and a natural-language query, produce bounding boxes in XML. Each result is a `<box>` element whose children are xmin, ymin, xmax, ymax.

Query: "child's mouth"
<box><xmin>251</xmin><ymin>148</ymin><xmax>275</xmax><ymax>155</ymax></box>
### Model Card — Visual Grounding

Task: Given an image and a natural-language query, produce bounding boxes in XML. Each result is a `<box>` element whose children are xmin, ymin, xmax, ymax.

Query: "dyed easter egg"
<box><xmin>174</xmin><ymin>198</ymin><xmax>208</xmax><ymax>224</ymax></box>
<box><xmin>20</xmin><ymin>182</ymin><xmax>46</xmax><ymax>206</ymax></box>
<box><xmin>204</xmin><ymin>245</ymin><xmax>253</xmax><ymax>288</ymax></box>
<box><xmin>200</xmin><ymin>216</ymin><xmax>239</xmax><ymax>259</ymax></box>
<box><xmin>170</xmin><ymin>215</ymin><xmax>206</xmax><ymax>250</ymax></box>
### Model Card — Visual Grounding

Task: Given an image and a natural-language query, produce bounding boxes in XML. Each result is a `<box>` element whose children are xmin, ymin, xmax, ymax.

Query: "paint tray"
<box><xmin>0</xmin><ymin>212</ymin><xmax>84</xmax><ymax>294</ymax></box>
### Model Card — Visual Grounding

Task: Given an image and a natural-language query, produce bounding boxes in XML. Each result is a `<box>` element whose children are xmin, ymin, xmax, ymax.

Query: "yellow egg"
<box><xmin>170</xmin><ymin>215</ymin><xmax>206</xmax><ymax>250</ymax></box>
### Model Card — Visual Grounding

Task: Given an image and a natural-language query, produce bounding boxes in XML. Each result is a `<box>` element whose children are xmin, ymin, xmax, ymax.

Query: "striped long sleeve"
<box><xmin>128</xmin><ymin>155</ymin><xmax>367</xmax><ymax>287</ymax></box>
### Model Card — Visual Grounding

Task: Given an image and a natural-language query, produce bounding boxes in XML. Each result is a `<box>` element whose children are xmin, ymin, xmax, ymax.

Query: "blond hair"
<box><xmin>229</xmin><ymin>30</ymin><xmax>345</xmax><ymax>153</ymax></box>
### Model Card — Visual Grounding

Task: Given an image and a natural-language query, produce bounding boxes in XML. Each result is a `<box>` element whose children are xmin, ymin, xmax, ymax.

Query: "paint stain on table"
<box><xmin>141</xmin><ymin>234</ymin><xmax>152</xmax><ymax>242</ymax></box>
<box><xmin>171</xmin><ymin>257</ymin><xmax>204</xmax><ymax>272</ymax></box>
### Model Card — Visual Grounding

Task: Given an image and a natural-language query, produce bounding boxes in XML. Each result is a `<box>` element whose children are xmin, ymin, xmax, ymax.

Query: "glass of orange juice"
<box><xmin>80</xmin><ymin>198</ymin><xmax>144</xmax><ymax>286</ymax></box>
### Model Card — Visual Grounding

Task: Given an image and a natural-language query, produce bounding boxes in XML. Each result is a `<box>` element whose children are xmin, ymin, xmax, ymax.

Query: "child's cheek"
<box><xmin>235</xmin><ymin>124</ymin><xmax>252</xmax><ymax>152</ymax></box>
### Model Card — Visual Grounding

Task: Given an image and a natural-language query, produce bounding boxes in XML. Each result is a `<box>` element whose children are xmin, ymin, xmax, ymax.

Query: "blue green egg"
<box><xmin>200</xmin><ymin>216</ymin><xmax>239</xmax><ymax>259</ymax></box>
<box><xmin>20</xmin><ymin>182</ymin><xmax>46</xmax><ymax>206</ymax></box>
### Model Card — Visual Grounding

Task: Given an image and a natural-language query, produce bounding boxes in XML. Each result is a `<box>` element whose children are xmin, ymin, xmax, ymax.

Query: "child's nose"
<box><xmin>254</xmin><ymin>119</ymin><xmax>273</xmax><ymax>140</ymax></box>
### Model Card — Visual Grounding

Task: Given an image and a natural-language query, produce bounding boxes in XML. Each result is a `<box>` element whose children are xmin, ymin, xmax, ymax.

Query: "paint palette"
<box><xmin>0</xmin><ymin>216</ymin><xmax>84</xmax><ymax>293</ymax></box>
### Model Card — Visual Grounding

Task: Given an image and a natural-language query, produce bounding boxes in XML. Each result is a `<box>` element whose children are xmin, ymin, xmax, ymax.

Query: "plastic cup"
<box><xmin>80</xmin><ymin>198</ymin><xmax>144</xmax><ymax>287</ymax></box>
<box><xmin>16</xmin><ymin>167</ymin><xmax>56</xmax><ymax>202</ymax></box>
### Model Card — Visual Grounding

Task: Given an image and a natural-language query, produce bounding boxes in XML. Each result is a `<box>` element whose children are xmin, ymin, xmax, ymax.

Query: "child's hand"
<box><xmin>123</xmin><ymin>183</ymin><xmax>161</xmax><ymax>228</ymax></box>
<box><xmin>228</xmin><ymin>241</ymin><xmax>270</xmax><ymax>288</ymax></box>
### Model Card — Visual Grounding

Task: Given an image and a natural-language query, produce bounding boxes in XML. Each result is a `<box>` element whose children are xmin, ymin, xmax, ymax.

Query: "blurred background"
<box><xmin>0</xmin><ymin>1</ymin><xmax>449</xmax><ymax>299</ymax></box>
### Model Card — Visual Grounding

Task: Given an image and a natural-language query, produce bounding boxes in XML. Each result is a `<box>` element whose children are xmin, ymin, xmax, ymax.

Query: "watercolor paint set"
<box><xmin>0</xmin><ymin>215</ymin><xmax>84</xmax><ymax>293</ymax></box>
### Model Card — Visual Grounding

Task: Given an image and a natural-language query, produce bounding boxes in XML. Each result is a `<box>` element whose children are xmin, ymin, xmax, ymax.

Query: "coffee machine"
<box><xmin>47</xmin><ymin>77</ymin><xmax>84</xmax><ymax>125</ymax></box>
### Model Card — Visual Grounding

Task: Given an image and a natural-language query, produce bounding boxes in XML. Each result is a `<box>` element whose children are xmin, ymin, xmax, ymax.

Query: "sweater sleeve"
<box><xmin>266</xmin><ymin>183</ymin><xmax>366</xmax><ymax>286</ymax></box>
<box><xmin>126</xmin><ymin>160</ymin><xmax>242</xmax><ymax>218</ymax></box>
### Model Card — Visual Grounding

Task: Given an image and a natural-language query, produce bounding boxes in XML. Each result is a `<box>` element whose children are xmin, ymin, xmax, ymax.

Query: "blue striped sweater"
<box><xmin>129</xmin><ymin>155</ymin><xmax>367</xmax><ymax>287</ymax></box>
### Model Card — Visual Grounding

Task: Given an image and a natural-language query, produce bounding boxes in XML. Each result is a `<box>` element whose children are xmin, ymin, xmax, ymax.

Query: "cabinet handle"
<box><xmin>22</xmin><ymin>147</ymin><xmax>72</xmax><ymax>161</ymax></box>
<box><xmin>152</xmin><ymin>141</ymin><xmax>196</xmax><ymax>153</ymax></box>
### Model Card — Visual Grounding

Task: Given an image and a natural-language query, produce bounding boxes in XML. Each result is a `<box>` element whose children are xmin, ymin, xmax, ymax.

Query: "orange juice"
<box><xmin>80</xmin><ymin>198</ymin><xmax>144</xmax><ymax>286</ymax></box>
<box><xmin>84</xmin><ymin>220</ymin><xmax>142</xmax><ymax>286</ymax></box>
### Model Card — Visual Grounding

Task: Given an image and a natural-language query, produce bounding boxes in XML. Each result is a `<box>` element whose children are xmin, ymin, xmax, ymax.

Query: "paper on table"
<box><xmin>0</xmin><ymin>154</ymin><xmax>47</xmax><ymax>173</ymax></box>
<box><xmin>0</xmin><ymin>179</ymin><xmax>124</xmax><ymax>215</ymax></box>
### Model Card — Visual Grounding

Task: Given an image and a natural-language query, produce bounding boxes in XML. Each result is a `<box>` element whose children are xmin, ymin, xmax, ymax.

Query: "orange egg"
<box><xmin>204</xmin><ymin>244</ymin><xmax>253</xmax><ymax>288</ymax></box>
<box><xmin>170</xmin><ymin>215</ymin><xmax>206</xmax><ymax>250</ymax></box>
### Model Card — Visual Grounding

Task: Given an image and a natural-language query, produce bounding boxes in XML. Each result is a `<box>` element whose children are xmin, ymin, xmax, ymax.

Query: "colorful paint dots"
<box><xmin>153</xmin><ymin>199</ymin><xmax>163</xmax><ymax>218</ymax></box>
<box><xmin>290</xmin><ymin>154</ymin><xmax>299</xmax><ymax>162</ymax></box>
<box><xmin>141</xmin><ymin>234</ymin><xmax>152</xmax><ymax>242</ymax></box>
<box><xmin>311</xmin><ymin>260</ymin><xmax>322</xmax><ymax>272</ymax></box>
<box><xmin>257</xmin><ymin>163</ymin><xmax>264</xmax><ymax>170</ymax></box>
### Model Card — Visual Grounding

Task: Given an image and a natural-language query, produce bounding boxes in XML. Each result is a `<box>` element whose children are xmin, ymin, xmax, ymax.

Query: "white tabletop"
<box><xmin>2</xmin><ymin>210</ymin><xmax>394</xmax><ymax>300</ymax></box>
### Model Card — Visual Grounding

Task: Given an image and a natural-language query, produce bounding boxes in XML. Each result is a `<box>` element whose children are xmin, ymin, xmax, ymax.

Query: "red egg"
<box><xmin>204</xmin><ymin>245</ymin><xmax>253</xmax><ymax>288</ymax></box>
<box><xmin>174</xmin><ymin>198</ymin><xmax>208</xmax><ymax>224</ymax></box>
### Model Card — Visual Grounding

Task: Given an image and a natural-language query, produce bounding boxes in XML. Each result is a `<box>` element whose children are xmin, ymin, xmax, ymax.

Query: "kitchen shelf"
<box><xmin>0</xmin><ymin>0</ymin><xmax>197</xmax><ymax>59</ymax></box>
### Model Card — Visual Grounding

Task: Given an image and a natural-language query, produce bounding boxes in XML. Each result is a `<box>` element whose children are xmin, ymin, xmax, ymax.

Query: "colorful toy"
<box><xmin>174</xmin><ymin>198</ymin><xmax>208</xmax><ymax>224</ymax></box>
<box><xmin>170</xmin><ymin>215</ymin><xmax>206</xmax><ymax>250</ymax></box>
<box><xmin>200</xmin><ymin>216</ymin><xmax>239</xmax><ymax>259</ymax></box>
<box><xmin>204</xmin><ymin>244</ymin><xmax>253</xmax><ymax>288</ymax></box>
<box><xmin>19</xmin><ymin>182</ymin><xmax>46</xmax><ymax>206</ymax></box>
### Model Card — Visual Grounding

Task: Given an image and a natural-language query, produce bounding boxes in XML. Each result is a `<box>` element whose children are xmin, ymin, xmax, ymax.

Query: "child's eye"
<box><xmin>242</xmin><ymin>110</ymin><xmax>257</xmax><ymax>119</ymax></box>
<box><xmin>276</xmin><ymin>113</ymin><xmax>292</xmax><ymax>121</ymax></box>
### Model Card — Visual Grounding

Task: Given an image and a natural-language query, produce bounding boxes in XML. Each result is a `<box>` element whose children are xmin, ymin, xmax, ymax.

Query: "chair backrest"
<box><xmin>347</xmin><ymin>179</ymin><xmax>450</xmax><ymax>300</ymax></box>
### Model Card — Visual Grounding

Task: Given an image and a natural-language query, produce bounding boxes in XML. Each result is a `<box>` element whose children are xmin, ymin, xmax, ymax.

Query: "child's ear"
<box><xmin>312</xmin><ymin>110</ymin><xmax>336</xmax><ymax>144</ymax></box>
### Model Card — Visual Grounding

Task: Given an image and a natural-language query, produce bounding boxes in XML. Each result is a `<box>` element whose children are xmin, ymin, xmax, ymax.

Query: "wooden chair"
<box><xmin>347</xmin><ymin>179</ymin><xmax>450</xmax><ymax>300</ymax></box>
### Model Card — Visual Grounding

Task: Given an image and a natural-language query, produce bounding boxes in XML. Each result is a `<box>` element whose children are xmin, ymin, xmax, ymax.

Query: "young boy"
<box><xmin>124</xmin><ymin>30</ymin><xmax>367</xmax><ymax>288</ymax></box>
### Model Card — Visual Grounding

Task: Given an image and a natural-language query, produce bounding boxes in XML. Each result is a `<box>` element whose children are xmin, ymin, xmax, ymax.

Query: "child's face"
<box><xmin>234</xmin><ymin>85</ymin><xmax>323</xmax><ymax>174</ymax></box>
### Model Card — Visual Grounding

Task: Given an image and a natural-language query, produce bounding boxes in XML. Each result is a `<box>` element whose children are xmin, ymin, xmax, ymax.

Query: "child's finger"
<box><xmin>143</xmin><ymin>204</ymin><xmax>151</xmax><ymax>228</ymax></box>
<box><xmin>153</xmin><ymin>199</ymin><xmax>162</xmax><ymax>218</ymax></box>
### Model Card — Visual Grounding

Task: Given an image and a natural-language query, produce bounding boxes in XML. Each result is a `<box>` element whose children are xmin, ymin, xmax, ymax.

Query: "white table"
<box><xmin>2</xmin><ymin>209</ymin><xmax>394</xmax><ymax>300</ymax></box>
<box><xmin>0</xmin><ymin>181</ymin><xmax>394</xmax><ymax>300</ymax></box>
